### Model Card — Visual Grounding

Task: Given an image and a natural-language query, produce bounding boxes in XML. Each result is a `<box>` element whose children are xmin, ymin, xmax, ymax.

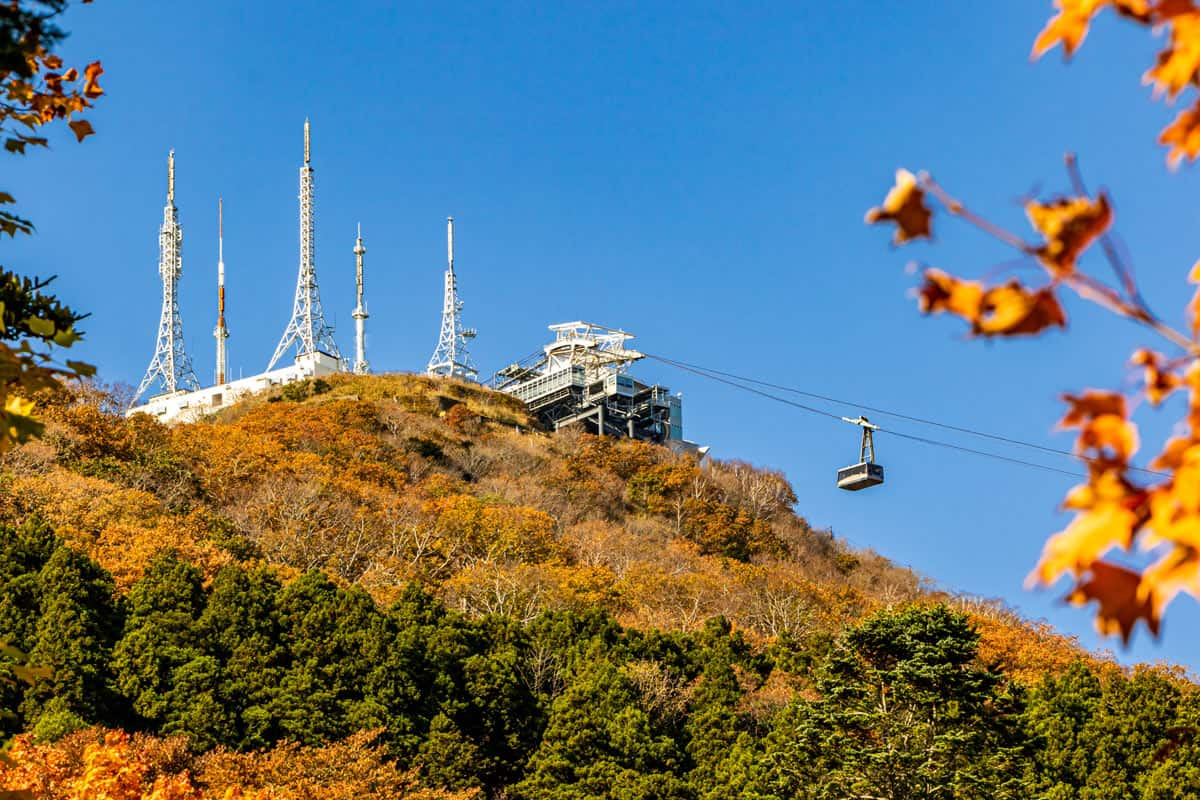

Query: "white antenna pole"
<box><xmin>214</xmin><ymin>197</ymin><xmax>229</xmax><ymax>385</ymax></box>
<box><xmin>352</xmin><ymin>224</ymin><xmax>369</xmax><ymax>374</ymax></box>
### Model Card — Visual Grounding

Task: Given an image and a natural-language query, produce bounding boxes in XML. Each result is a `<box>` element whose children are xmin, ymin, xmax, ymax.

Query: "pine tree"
<box><xmin>762</xmin><ymin>605</ymin><xmax>1030</xmax><ymax>800</ymax></box>
<box><xmin>21</xmin><ymin>544</ymin><xmax>121</xmax><ymax>737</ymax></box>
<box><xmin>271</xmin><ymin>570</ymin><xmax>385</xmax><ymax>744</ymax></box>
<box><xmin>111</xmin><ymin>552</ymin><xmax>205</xmax><ymax>727</ymax></box>
<box><xmin>1022</xmin><ymin>659</ymin><xmax>1103</xmax><ymax>799</ymax></box>
<box><xmin>512</xmin><ymin>654</ymin><xmax>690</xmax><ymax>800</ymax></box>
<box><xmin>178</xmin><ymin>563</ymin><xmax>285</xmax><ymax>749</ymax></box>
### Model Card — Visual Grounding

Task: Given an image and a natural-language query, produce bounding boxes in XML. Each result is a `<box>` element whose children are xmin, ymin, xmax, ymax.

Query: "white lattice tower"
<box><xmin>135</xmin><ymin>150</ymin><xmax>200</xmax><ymax>401</ymax></box>
<box><xmin>267</xmin><ymin>119</ymin><xmax>341</xmax><ymax>370</ymax></box>
<box><xmin>352</xmin><ymin>224</ymin><xmax>368</xmax><ymax>374</ymax></box>
<box><xmin>425</xmin><ymin>216</ymin><xmax>477</xmax><ymax>380</ymax></box>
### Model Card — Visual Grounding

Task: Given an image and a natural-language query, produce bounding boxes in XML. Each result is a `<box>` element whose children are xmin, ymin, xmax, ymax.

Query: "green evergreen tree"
<box><xmin>685</xmin><ymin>618</ymin><xmax>746</xmax><ymax>797</ymax></box>
<box><xmin>1137</xmin><ymin>691</ymin><xmax>1200</xmax><ymax>800</ymax></box>
<box><xmin>1022</xmin><ymin>659</ymin><xmax>1104</xmax><ymax>799</ymax></box>
<box><xmin>176</xmin><ymin>563</ymin><xmax>284</xmax><ymax>749</ymax></box>
<box><xmin>762</xmin><ymin>605</ymin><xmax>1029</xmax><ymax>800</ymax></box>
<box><xmin>20</xmin><ymin>544</ymin><xmax>121</xmax><ymax>736</ymax></box>
<box><xmin>1074</xmin><ymin>668</ymin><xmax>1181</xmax><ymax>800</ymax></box>
<box><xmin>512</xmin><ymin>654</ymin><xmax>690</xmax><ymax>800</ymax></box>
<box><xmin>0</xmin><ymin>518</ymin><xmax>57</xmax><ymax>650</ymax></box>
<box><xmin>111</xmin><ymin>552</ymin><xmax>205</xmax><ymax>727</ymax></box>
<box><xmin>417</xmin><ymin>617</ymin><xmax>542</xmax><ymax>792</ymax></box>
<box><xmin>0</xmin><ymin>518</ymin><xmax>58</xmax><ymax>736</ymax></box>
<box><xmin>271</xmin><ymin>570</ymin><xmax>386</xmax><ymax>744</ymax></box>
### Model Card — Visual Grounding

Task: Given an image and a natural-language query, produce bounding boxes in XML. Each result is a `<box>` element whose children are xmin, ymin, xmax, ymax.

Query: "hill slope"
<box><xmin>2</xmin><ymin>374</ymin><xmax>1194</xmax><ymax>799</ymax></box>
<box><xmin>9</xmin><ymin>374</ymin><xmax>1078</xmax><ymax>671</ymax></box>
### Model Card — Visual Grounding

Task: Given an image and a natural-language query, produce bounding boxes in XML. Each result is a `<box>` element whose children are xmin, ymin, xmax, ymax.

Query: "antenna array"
<box><xmin>425</xmin><ymin>216</ymin><xmax>478</xmax><ymax>380</ymax></box>
<box><xmin>267</xmin><ymin>119</ymin><xmax>341</xmax><ymax>370</ymax></box>
<box><xmin>134</xmin><ymin>150</ymin><xmax>200</xmax><ymax>401</ymax></box>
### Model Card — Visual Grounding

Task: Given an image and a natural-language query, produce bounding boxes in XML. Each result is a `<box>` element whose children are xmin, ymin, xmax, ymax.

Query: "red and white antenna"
<box><xmin>214</xmin><ymin>197</ymin><xmax>229</xmax><ymax>385</ymax></box>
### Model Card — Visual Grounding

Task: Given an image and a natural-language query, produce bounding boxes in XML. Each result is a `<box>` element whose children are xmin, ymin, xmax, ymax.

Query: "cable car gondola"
<box><xmin>837</xmin><ymin>416</ymin><xmax>884</xmax><ymax>491</ymax></box>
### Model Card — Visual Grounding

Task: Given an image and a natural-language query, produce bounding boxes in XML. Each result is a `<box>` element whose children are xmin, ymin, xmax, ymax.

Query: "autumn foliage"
<box><xmin>0</xmin><ymin>728</ymin><xmax>475</xmax><ymax>799</ymax></box>
<box><xmin>865</xmin><ymin>1</ymin><xmax>1200</xmax><ymax>642</ymax></box>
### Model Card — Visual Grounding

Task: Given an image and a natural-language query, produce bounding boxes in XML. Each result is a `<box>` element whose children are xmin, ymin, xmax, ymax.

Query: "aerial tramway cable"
<box><xmin>643</xmin><ymin>352</ymin><xmax>1168</xmax><ymax>481</ymax></box>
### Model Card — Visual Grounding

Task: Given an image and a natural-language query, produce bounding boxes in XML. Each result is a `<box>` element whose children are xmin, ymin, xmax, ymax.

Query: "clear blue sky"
<box><xmin>13</xmin><ymin>0</ymin><xmax>1200</xmax><ymax>668</ymax></box>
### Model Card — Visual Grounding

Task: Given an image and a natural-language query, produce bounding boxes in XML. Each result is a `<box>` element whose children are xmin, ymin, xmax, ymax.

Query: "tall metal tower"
<box><xmin>352</xmin><ymin>224</ymin><xmax>369</xmax><ymax>374</ymax></box>
<box><xmin>135</xmin><ymin>150</ymin><xmax>200</xmax><ymax>401</ymax></box>
<box><xmin>267</xmin><ymin>119</ymin><xmax>341</xmax><ymax>370</ymax></box>
<box><xmin>425</xmin><ymin>216</ymin><xmax>477</xmax><ymax>380</ymax></box>
<box><xmin>214</xmin><ymin>198</ymin><xmax>229</xmax><ymax>384</ymax></box>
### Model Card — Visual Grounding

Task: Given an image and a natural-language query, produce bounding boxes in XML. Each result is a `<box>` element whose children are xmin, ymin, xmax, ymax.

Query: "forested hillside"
<box><xmin>0</xmin><ymin>375</ymin><xmax>1196</xmax><ymax>799</ymax></box>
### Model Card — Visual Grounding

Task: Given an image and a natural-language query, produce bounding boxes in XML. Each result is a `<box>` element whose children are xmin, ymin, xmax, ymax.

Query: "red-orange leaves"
<box><xmin>865</xmin><ymin>168</ymin><xmax>932</xmax><ymax>244</ymax></box>
<box><xmin>1067</xmin><ymin>561</ymin><xmax>1160</xmax><ymax>642</ymax></box>
<box><xmin>1030</xmin><ymin>393</ymin><xmax>1148</xmax><ymax>619</ymax></box>
<box><xmin>1144</xmin><ymin>10</ymin><xmax>1200</xmax><ymax>99</ymax></box>
<box><xmin>67</xmin><ymin>119</ymin><xmax>94</xmax><ymax>142</ymax></box>
<box><xmin>917</xmin><ymin>269</ymin><xmax>1065</xmax><ymax>337</ymax></box>
<box><xmin>1025</xmin><ymin>193</ymin><xmax>1112</xmax><ymax>275</ymax></box>
<box><xmin>1159</xmin><ymin>76</ymin><xmax>1200</xmax><ymax>168</ymax></box>
<box><xmin>1131</xmin><ymin>349</ymin><xmax>1183</xmax><ymax>405</ymax></box>
<box><xmin>917</xmin><ymin>269</ymin><xmax>983</xmax><ymax>319</ymax></box>
<box><xmin>82</xmin><ymin>61</ymin><xmax>104</xmax><ymax>98</ymax></box>
<box><xmin>1033</xmin><ymin>499</ymin><xmax>1141</xmax><ymax>585</ymax></box>
<box><xmin>1059</xmin><ymin>390</ymin><xmax>1127</xmax><ymax>428</ymax></box>
<box><xmin>1033</xmin><ymin>0</ymin><xmax>1107</xmax><ymax>57</ymax></box>
<box><xmin>977</xmin><ymin>283</ymin><xmax>1067</xmax><ymax>336</ymax></box>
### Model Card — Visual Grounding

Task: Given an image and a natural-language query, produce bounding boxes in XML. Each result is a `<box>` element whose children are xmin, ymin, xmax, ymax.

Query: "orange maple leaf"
<box><xmin>1130</xmin><ymin>348</ymin><xmax>1183</xmax><ymax>405</ymax></box>
<box><xmin>1033</xmin><ymin>0</ymin><xmax>1112</xmax><ymax>58</ymax></box>
<box><xmin>68</xmin><ymin>119</ymin><xmax>94</xmax><ymax>142</ymax></box>
<box><xmin>1151</xmin><ymin>0</ymin><xmax>1199</xmax><ymax>21</ymax></box>
<box><xmin>975</xmin><ymin>283</ymin><xmax>1067</xmax><ymax>336</ymax></box>
<box><xmin>1059</xmin><ymin>390</ymin><xmax>1127</xmax><ymax>428</ymax></box>
<box><xmin>1147</xmin><ymin>482</ymin><xmax>1200</xmax><ymax>548</ymax></box>
<box><xmin>1156</xmin><ymin>106</ymin><xmax>1200</xmax><ymax>167</ymax></box>
<box><xmin>1031</xmin><ymin>503</ymin><xmax>1141</xmax><ymax>585</ymax></box>
<box><xmin>1140</xmin><ymin>547</ymin><xmax>1200</xmax><ymax>616</ymax></box>
<box><xmin>1076</xmin><ymin>413</ymin><xmax>1140</xmax><ymax>461</ymax></box>
<box><xmin>82</xmin><ymin>61</ymin><xmax>103</xmax><ymax>99</ymax></box>
<box><xmin>1185</xmin><ymin>259</ymin><xmax>1200</xmax><ymax>334</ymax></box>
<box><xmin>917</xmin><ymin>269</ymin><xmax>984</xmax><ymax>319</ymax></box>
<box><xmin>1144</xmin><ymin>11</ymin><xmax>1200</xmax><ymax>99</ymax></box>
<box><xmin>1025</xmin><ymin>193</ymin><xmax>1112</xmax><ymax>275</ymax></box>
<box><xmin>1067</xmin><ymin>560</ymin><xmax>1160</xmax><ymax>643</ymax></box>
<box><xmin>1063</xmin><ymin>466</ymin><xmax>1140</xmax><ymax>509</ymax></box>
<box><xmin>1150</xmin><ymin>436</ymin><xmax>1196</xmax><ymax>471</ymax></box>
<box><xmin>917</xmin><ymin>271</ymin><xmax>1066</xmax><ymax>337</ymax></box>
<box><xmin>865</xmin><ymin>168</ymin><xmax>932</xmax><ymax>244</ymax></box>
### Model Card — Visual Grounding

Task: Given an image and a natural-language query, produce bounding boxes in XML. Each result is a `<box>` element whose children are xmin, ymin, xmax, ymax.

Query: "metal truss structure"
<box><xmin>135</xmin><ymin>150</ymin><xmax>200</xmax><ymax>402</ymax></box>
<box><xmin>494</xmin><ymin>321</ymin><xmax>682</xmax><ymax>442</ymax></box>
<box><xmin>425</xmin><ymin>216</ymin><xmax>477</xmax><ymax>380</ymax></box>
<box><xmin>267</xmin><ymin>120</ymin><xmax>342</xmax><ymax>370</ymax></box>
